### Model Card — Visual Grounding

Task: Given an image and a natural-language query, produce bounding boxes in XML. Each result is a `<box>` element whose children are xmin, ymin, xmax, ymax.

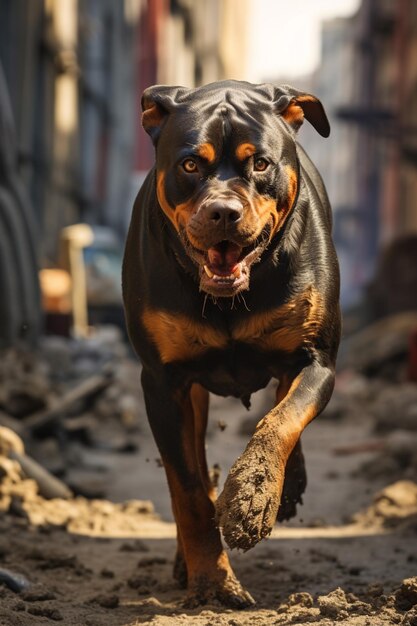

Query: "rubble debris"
<box><xmin>10</xmin><ymin>450</ymin><xmax>72</xmax><ymax>500</ymax></box>
<box><xmin>0</xmin><ymin>420</ymin><xmax>156</xmax><ymax>534</ymax></box>
<box><xmin>0</xmin><ymin>327</ymin><xmax>143</xmax><ymax>501</ymax></box>
<box><xmin>338</xmin><ymin>312</ymin><xmax>417</xmax><ymax>379</ymax></box>
<box><xmin>0</xmin><ymin>349</ymin><xmax>50</xmax><ymax>417</ymax></box>
<box><xmin>368</xmin><ymin>235</ymin><xmax>417</xmax><ymax>320</ymax></box>
<box><xmin>0</xmin><ymin>466</ymin><xmax>157</xmax><ymax>533</ymax></box>
<box><xmin>0</xmin><ymin>426</ymin><xmax>72</xmax><ymax>499</ymax></box>
<box><xmin>370</xmin><ymin>384</ymin><xmax>417</xmax><ymax>433</ymax></box>
<box><xmin>24</xmin><ymin>367</ymin><xmax>114</xmax><ymax>433</ymax></box>
<box><xmin>358</xmin><ymin>431</ymin><xmax>417</xmax><ymax>482</ymax></box>
<box><xmin>352</xmin><ymin>480</ymin><xmax>417</xmax><ymax>530</ymax></box>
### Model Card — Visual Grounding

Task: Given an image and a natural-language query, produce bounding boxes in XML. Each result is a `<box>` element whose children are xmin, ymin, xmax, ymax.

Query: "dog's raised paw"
<box><xmin>215</xmin><ymin>441</ymin><xmax>285</xmax><ymax>551</ymax></box>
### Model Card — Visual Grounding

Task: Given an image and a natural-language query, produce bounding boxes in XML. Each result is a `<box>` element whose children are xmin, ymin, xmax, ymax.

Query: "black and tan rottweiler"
<box><xmin>123</xmin><ymin>80</ymin><xmax>341</xmax><ymax>608</ymax></box>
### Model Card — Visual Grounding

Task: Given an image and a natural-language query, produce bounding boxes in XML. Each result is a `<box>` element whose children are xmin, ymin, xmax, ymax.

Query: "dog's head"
<box><xmin>141</xmin><ymin>80</ymin><xmax>329</xmax><ymax>297</ymax></box>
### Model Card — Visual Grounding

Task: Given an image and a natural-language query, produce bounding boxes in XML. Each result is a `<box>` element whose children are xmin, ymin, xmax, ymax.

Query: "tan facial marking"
<box><xmin>235</xmin><ymin>142</ymin><xmax>256</xmax><ymax>161</ymax></box>
<box><xmin>285</xmin><ymin>165</ymin><xmax>298</xmax><ymax>212</ymax></box>
<box><xmin>157</xmin><ymin>172</ymin><xmax>196</xmax><ymax>232</ymax></box>
<box><xmin>267</xmin><ymin>165</ymin><xmax>298</xmax><ymax>238</ymax></box>
<box><xmin>174</xmin><ymin>199</ymin><xmax>195</xmax><ymax>231</ymax></box>
<box><xmin>156</xmin><ymin>171</ymin><xmax>177</xmax><ymax>228</ymax></box>
<box><xmin>197</xmin><ymin>143</ymin><xmax>216</xmax><ymax>164</ymax></box>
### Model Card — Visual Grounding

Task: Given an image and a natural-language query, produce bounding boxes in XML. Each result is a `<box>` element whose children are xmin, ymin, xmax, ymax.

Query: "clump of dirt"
<box><xmin>274</xmin><ymin>582</ymin><xmax>417</xmax><ymax>625</ymax></box>
<box><xmin>0</xmin><ymin>435</ymin><xmax>156</xmax><ymax>535</ymax></box>
<box><xmin>395</xmin><ymin>577</ymin><xmax>417</xmax><ymax>611</ymax></box>
<box><xmin>317</xmin><ymin>587</ymin><xmax>372</xmax><ymax>619</ymax></box>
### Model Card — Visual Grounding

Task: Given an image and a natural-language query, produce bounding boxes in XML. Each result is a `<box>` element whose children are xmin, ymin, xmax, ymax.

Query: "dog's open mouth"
<box><xmin>197</xmin><ymin>236</ymin><xmax>269</xmax><ymax>297</ymax></box>
<box><xmin>203</xmin><ymin>241</ymin><xmax>242</xmax><ymax>281</ymax></box>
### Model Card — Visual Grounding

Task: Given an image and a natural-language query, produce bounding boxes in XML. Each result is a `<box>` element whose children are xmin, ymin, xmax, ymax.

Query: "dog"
<box><xmin>122</xmin><ymin>80</ymin><xmax>341</xmax><ymax>608</ymax></box>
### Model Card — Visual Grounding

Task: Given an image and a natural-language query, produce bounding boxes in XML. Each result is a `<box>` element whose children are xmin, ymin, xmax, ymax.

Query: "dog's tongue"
<box><xmin>207</xmin><ymin>241</ymin><xmax>241</xmax><ymax>273</ymax></box>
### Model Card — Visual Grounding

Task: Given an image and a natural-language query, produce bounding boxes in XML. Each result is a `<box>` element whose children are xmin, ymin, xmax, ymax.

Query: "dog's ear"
<box><xmin>141</xmin><ymin>85</ymin><xmax>187</xmax><ymax>143</ymax></box>
<box><xmin>274</xmin><ymin>86</ymin><xmax>330</xmax><ymax>138</ymax></box>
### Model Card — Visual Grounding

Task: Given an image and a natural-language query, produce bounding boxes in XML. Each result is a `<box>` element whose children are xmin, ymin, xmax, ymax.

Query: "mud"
<box><xmin>215</xmin><ymin>429</ymin><xmax>285</xmax><ymax>551</ymax></box>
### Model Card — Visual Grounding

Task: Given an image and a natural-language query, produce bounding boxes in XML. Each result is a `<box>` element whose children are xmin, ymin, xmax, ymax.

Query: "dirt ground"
<box><xmin>1</xmin><ymin>359</ymin><xmax>417</xmax><ymax>625</ymax></box>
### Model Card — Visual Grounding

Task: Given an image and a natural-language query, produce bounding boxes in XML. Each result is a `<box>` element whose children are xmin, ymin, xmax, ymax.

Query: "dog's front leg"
<box><xmin>216</xmin><ymin>358</ymin><xmax>335</xmax><ymax>551</ymax></box>
<box><xmin>141</xmin><ymin>369</ymin><xmax>255</xmax><ymax>608</ymax></box>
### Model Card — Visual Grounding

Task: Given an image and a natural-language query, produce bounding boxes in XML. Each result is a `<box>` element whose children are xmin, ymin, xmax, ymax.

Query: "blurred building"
<box><xmin>134</xmin><ymin>0</ymin><xmax>249</xmax><ymax>192</ymax></box>
<box><xmin>0</xmin><ymin>0</ymin><xmax>249</xmax><ymax>347</ymax></box>
<box><xmin>299</xmin><ymin>0</ymin><xmax>417</xmax><ymax>310</ymax></box>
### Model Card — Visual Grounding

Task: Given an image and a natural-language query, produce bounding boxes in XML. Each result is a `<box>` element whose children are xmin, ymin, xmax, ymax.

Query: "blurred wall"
<box><xmin>0</xmin><ymin>0</ymin><xmax>249</xmax><ymax>266</ymax></box>
<box><xmin>298</xmin><ymin>0</ymin><xmax>417</xmax><ymax>309</ymax></box>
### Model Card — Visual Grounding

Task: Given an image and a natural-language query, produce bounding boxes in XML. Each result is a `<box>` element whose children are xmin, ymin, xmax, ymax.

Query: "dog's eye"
<box><xmin>182</xmin><ymin>159</ymin><xmax>198</xmax><ymax>173</ymax></box>
<box><xmin>253</xmin><ymin>158</ymin><xmax>269</xmax><ymax>172</ymax></box>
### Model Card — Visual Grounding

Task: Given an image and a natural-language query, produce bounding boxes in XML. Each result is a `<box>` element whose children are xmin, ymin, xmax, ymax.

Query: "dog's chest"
<box><xmin>142</xmin><ymin>287</ymin><xmax>322</xmax><ymax>381</ymax></box>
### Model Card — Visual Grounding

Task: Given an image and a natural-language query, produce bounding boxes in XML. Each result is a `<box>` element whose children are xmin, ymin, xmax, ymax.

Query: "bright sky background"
<box><xmin>246</xmin><ymin>0</ymin><xmax>361</xmax><ymax>81</ymax></box>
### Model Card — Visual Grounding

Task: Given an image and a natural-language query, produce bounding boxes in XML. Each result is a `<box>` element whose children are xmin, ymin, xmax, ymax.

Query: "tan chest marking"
<box><xmin>233</xmin><ymin>288</ymin><xmax>323</xmax><ymax>352</ymax></box>
<box><xmin>142</xmin><ymin>309</ymin><xmax>228</xmax><ymax>363</ymax></box>
<box><xmin>142</xmin><ymin>288</ymin><xmax>323</xmax><ymax>363</ymax></box>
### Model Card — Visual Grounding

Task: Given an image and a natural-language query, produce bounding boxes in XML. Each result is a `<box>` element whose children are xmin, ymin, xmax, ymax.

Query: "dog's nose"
<box><xmin>207</xmin><ymin>201</ymin><xmax>243</xmax><ymax>226</ymax></box>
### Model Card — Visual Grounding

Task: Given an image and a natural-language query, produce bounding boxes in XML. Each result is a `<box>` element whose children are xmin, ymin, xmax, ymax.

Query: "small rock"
<box><xmin>22</xmin><ymin>586</ymin><xmax>56</xmax><ymax>602</ymax></box>
<box><xmin>119</xmin><ymin>539</ymin><xmax>149</xmax><ymax>552</ymax></box>
<box><xmin>138</xmin><ymin>556</ymin><xmax>167</xmax><ymax>567</ymax></box>
<box><xmin>317</xmin><ymin>587</ymin><xmax>349</xmax><ymax>619</ymax></box>
<box><xmin>100</xmin><ymin>567</ymin><xmax>115</xmax><ymax>578</ymax></box>
<box><xmin>288</xmin><ymin>592</ymin><xmax>314</xmax><ymax>607</ymax></box>
<box><xmin>27</xmin><ymin>605</ymin><xmax>63</xmax><ymax>621</ymax></box>
<box><xmin>367</xmin><ymin>582</ymin><xmax>384</xmax><ymax>598</ymax></box>
<box><xmin>128</xmin><ymin>574</ymin><xmax>156</xmax><ymax>589</ymax></box>
<box><xmin>396</xmin><ymin>577</ymin><xmax>417</xmax><ymax>610</ymax></box>
<box><xmin>95</xmin><ymin>594</ymin><xmax>119</xmax><ymax>609</ymax></box>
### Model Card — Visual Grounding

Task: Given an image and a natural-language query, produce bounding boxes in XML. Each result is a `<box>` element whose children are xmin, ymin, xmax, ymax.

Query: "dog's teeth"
<box><xmin>204</xmin><ymin>265</ymin><xmax>214</xmax><ymax>278</ymax></box>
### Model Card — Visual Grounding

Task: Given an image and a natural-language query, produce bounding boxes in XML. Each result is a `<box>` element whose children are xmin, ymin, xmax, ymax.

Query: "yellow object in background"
<box><xmin>39</xmin><ymin>269</ymin><xmax>72</xmax><ymax>314</ymax></box>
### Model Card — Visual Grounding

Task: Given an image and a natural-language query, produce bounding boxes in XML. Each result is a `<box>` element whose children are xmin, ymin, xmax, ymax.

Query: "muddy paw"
<box><xmin>215</xmin><ymin>442</ymin><xmax>284</xmax><ymax>551</ymax></box>
<box><xmin>183</xmin><ymin>576</ymin><xmax>255</xmax><ymax>609</ymax></box>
